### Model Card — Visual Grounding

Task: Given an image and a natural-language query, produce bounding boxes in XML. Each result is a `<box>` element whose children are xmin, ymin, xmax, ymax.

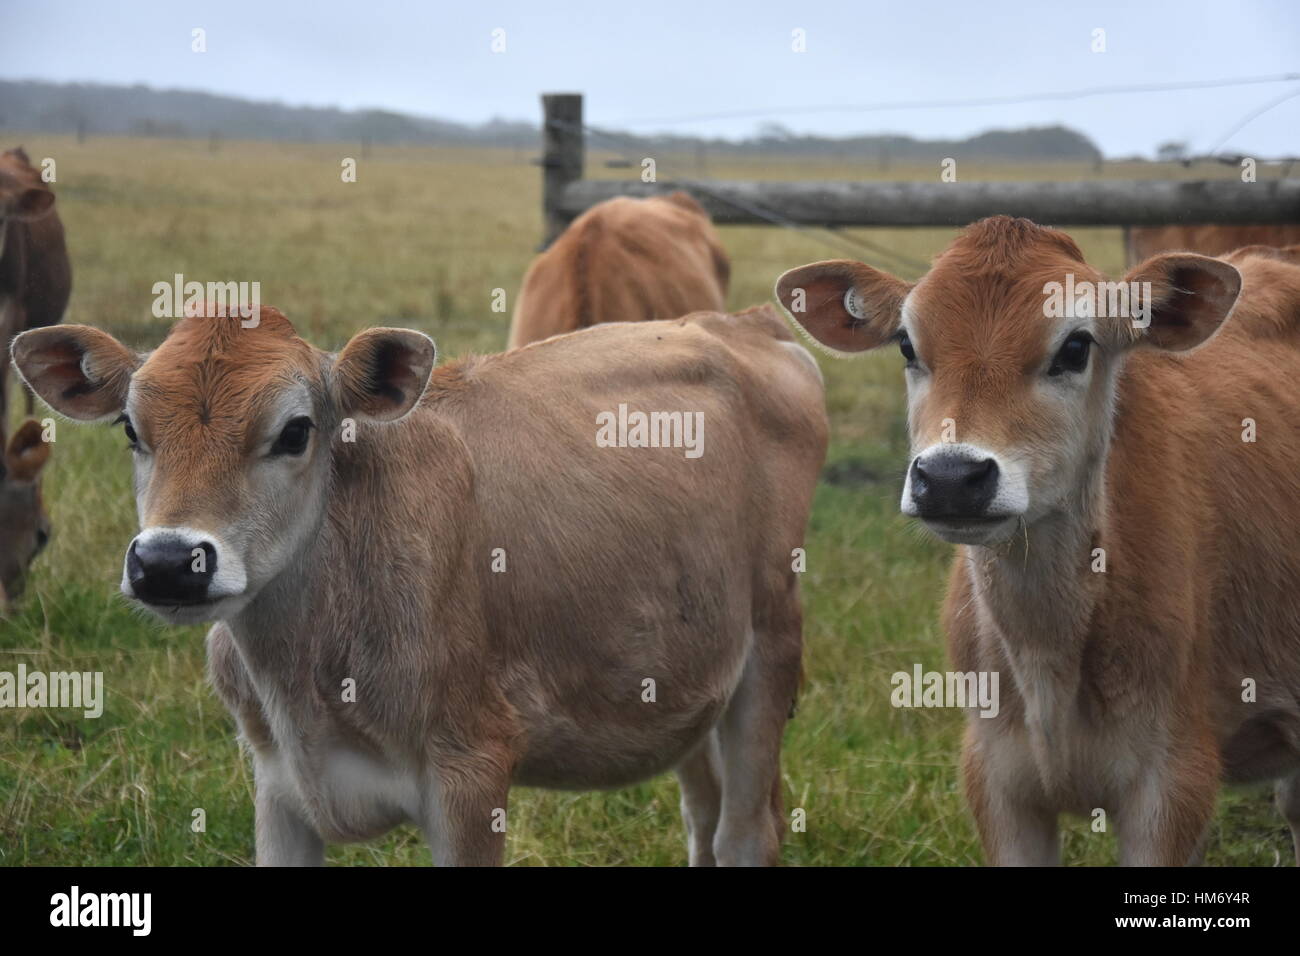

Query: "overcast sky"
<box><xmin>3</xmin><ymin>0</ymin><xmax>1298</xmax><ymax>157</ymax></box>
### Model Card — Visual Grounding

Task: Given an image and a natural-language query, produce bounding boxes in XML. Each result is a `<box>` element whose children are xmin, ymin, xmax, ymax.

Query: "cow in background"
<box><xmin>1</xmin><ymin>147</ymin><xmax>71</xmax><ymax>424</ymax></box>
<box><xmin>0</xmin><ymin>420</ymin><xmax>52</xmax><ymax>612</ymax></box>
<box><xmin>508</xmin><ymin>191</ymin><xmax>729</xmax><ymax>348</ymax></box>
<box><xmin>1126</xmin><ymin>224</ymin><xmax>1300</xmax><ymax>266</ymax></box>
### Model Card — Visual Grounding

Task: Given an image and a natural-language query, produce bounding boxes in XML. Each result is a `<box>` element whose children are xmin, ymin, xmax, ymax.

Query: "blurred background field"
<box><xmin>0</xmin><ymin>135</ymin><xmax>1291</xmax><ymax>865</ymax></box>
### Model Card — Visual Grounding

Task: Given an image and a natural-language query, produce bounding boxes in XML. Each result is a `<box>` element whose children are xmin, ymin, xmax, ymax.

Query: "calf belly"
<box><xmin>512</xmin><ymin>691</ymin><xmax>729</xmax><ymax>789</ymax></box>
<box><xmin>509</xmin><ymin>613</ymin><xmax>754</xmax><ymax>789</ymax></box>
<box><xmin>496</xmin><ymin>542</ymin><xmax>762</xmax><ymax>789</ymax></box>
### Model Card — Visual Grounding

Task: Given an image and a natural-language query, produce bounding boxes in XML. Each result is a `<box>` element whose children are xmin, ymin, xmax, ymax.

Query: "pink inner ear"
<box><xmin>790</xmin><ymin>272</ymin><xmax>880</xmax><ymax>352</ymax></box>
<box><xmin>374</xmin><ymin>342</ymin><xmax>416</xmax><ymax>402</ymax></box>
<box><xmin>353</xmin><ymin>341</ymin><xmax>418</xmax><ymax>413</ymax></box>
<box><xmin>38</xmin><ymin>346</ymin><xmax>94</xmax><ymax>400</ymax></box>
<box><xmin>340</xmin><ymin>333</ymin><xmax>432</xmax><ymax>420</ymax></box>
<box><xmin>1146</xmin><ymin>264</ymin><xmax>1237</xmax><ymax>351</ymax></box>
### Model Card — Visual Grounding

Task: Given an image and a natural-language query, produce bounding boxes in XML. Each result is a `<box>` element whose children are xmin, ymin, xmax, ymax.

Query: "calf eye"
<box><xmin>272</xmin><ymin>417</ymin><xmax>314</xmax><ymax>456</ymax></box>
<box><xmin>898</xmin><ymin>331</ymin><xmax>917</xmax><ymax>366</ymax></box>
<box><xmin>116</xmin><ymin>415</ymin><xmax>138</xmax><ymax>448</ymax></box>
<box><xmin>1049</xmin><ymin>331</ymin><xmax>1093</xmax><ymax>376</ymax></box>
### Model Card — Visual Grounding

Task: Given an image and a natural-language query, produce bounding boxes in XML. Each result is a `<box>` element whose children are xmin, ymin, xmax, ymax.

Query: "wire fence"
<box><xmin>564</xmin><ymin>119</ymin><xmax>936</xmax><ymax>273</ymax></box>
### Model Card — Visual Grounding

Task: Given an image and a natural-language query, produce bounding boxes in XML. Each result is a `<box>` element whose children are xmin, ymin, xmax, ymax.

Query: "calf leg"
<box><xmin>712</xmin><ymin>626</ymin><xmax>800</xmax><ymax>867</ymax></box>
<box><xmin>1275</xmin><ymin>772</ymin><xmax>1300</xmax><ymax>865</ymax></box>
<box><xmin>424</xmin><ymin>756</ymin><xmax>511</xmax><ymax>866</ymax></box>
<box><xmin>962</xmin><ymin>728</ymin><xmax>1060</xmax><ymax>865</ymax></box>
<box><xmin>253</xmin><ymin>761</ymin><xmax>324</xmax><ymax>866</ymax></box>
<box><xmin>1116</xmin><ymin>753</ymin><xmax>1218</xmax><ymax>866</ymax></box>
<box><xmin>675</xmin><ymin>731</ymin><xmax>722</xmax><ymax>866</ymax></box>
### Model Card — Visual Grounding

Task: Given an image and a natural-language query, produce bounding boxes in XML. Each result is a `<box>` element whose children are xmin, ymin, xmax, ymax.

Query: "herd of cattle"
<box><xmin>2</xmin><ymin>143</ymin><xmax>1299</xmax><ymax>867</ymax></box>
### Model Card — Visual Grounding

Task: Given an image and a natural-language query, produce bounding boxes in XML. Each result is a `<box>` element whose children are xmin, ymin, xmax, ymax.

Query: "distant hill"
<box><xmin>0</xmin><ymin>79</ymin><xmax>1103</xmax><ymax>161</ymax></box>
<box><xmin>0</xmin><ymin>79</ymin><xmax>537</xmax><ymax>147</ymax></box>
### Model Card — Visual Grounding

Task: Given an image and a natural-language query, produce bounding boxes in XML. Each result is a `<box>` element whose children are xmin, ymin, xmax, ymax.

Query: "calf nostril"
<box><xmin>127</xmin><ymin>539</ymin><xmax>145</xmax><ymax>582</ymax></box>
<box><xmin>193</xmin><ymin>541</ymin><xmax>217</xmax><ymax>578</ymax></box>
<box><xmin>910</xmin><ymin>458</ymin><xmax>929</xmax><ymax>491</ymax></box>
<box><xmin>965</xmin><ymin>458</ymin><xmax>997</xmax><ymax>486</ymax></box>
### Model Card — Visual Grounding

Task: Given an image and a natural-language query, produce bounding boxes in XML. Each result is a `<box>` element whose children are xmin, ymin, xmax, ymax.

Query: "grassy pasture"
<box><xmin>0</xmin><ymin>135</ymin><xmax>1290</xmax><ymax>865</ymax></box>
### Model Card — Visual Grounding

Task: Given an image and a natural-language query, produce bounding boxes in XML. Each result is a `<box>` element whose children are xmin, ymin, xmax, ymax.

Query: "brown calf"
<box><xmin>0</xmin><ymin>420</ymin><xmax>51</xmax><ymax>611</ymax></box>
<box><xmin>14</xmin><ymin>303</ymin><xmax>826</xmax><ymax>866</ymax></box>
<box><xmin>507</xmin><ymin>191</ymin><xmax>729</xmax><ymax>348</ymax></box>
<box><xmin>778</xmin><ymin>216</ymin><xmax>1300</xmax><ymax>865</ymax></box>
<box><xmin>1126</xmin><ymin>224</ymin><xmax>1300</xmax><ymax>266</ymax></box>
<box><xmin>1</xmin><ymin>147</ymin><xmax>71</xmax><ymax>425</ymax></box>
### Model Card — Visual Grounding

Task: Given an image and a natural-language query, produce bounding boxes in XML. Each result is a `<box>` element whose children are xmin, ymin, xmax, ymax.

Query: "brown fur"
<box><xmin>128</xmin><ymin>309</ymin><xmax>322</xmax><ymax>526</ymax></box>
<box><xmin>14</xmin><ymin>303</ymin><xmax>827</xmax><ymax>866</ymax></box>
<box><xmin>0</xmin><ymin>420</ymin><xmax>51</xmax><ymax>611</ymax></box>
<box><xmin>778</xmin><ymin>216</ymin><xmax>1300</xmax><ymax>865</ymax></box>
<box><xmin>507</xmin><ymin>192</ymin><xmax>729</xmax><ymax>348</ymax></box>
<box><xmin>0</xmin><ymin>146</ymin><xmax>62</xmax><ymax>610</ymax></box>
<box><xmin>1</xmin><ymin>147</ymin><xmax>70</xmax><ymax>430</ymax></box>
<box><xmin>1126</xmin><ymin>224</ymin><xmax>1300</xmax><ymax>267</ymax></box>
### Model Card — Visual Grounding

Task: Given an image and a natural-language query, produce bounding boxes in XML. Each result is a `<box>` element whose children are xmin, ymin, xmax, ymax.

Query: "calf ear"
<box><xmin>1121</xmin><ymin>253</ymin><xmax>1241</xmax><ymax>352</ymax></box>
<box><xmin>4</xmin><ymin>420</ymin><xmax>51</xmax><ymax>483</ymax></box>
<box><xmin>11</xmin><ymin>325</ymin><xmax>140</xmax><ymax>421</ymax></box>
<box><xmin>775</xmin><ymin>259</ymin><xmax>911</xmax><ymax>354</ymax></box>
<box><xmin>12</xmin><ymin>186</ymin><xmax>55</xmax><ymax>221</ymax></box>
<box><xmin>335</xmin><ymin>328</ymin><xmax>436</xmax><ymax>422</ymax></box>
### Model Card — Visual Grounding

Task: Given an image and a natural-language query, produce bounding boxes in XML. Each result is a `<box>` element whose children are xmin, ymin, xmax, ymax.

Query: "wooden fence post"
<box><xmin>540</xmin><ymin>93</ymin><xmax>584</xmax><ymax>248</ymax></box>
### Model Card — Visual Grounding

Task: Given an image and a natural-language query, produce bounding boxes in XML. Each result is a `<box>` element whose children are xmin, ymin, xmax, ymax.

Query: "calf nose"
<box><xmin>909</xmin><ymin>453</ymin><xmax>999</xmax><ymax>518</ymax></box>
<box><xmin>126</xmin><ymin>535</ymin><xmax>216</xmax><ymax>605</ymax></box>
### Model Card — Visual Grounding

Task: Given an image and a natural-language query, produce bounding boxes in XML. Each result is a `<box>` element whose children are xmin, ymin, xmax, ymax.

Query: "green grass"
<box><xmin>0</xmin><ymin>135</ymin><xmax>1291</xmax><ymax>865</ymax></box>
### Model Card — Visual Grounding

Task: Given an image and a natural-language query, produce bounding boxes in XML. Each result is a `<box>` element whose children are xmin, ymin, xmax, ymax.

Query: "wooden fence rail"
<box><xmin>539</xmin><ymin>94</ymin><xmax>1300</xmax><ymax>246</ymax></box>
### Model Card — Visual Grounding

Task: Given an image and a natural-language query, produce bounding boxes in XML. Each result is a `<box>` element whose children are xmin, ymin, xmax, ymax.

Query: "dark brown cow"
<box><xmin>0</xmin><ymin>420</ymin><xmax>51</xmax><ymax>612</ymax></box>
<box><xmin>1</xmin><ymin>147</ymin><xmax>71</xmax><ymax>426</ymax></box>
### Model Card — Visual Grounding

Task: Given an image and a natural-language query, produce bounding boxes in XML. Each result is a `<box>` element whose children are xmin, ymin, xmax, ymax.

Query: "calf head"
<box><xmin>777</xmin><ymin>216</ymin><xmax>1240</xmax><ymax>546</ymax></box>
<box><xmin>12</xmin><ymin>306</ymin><xmax>435</xmax><ymax>623</ymax></box>
<box><xmin>0</xmin><ymin>147</ymin><xmax>56</xmax><ymax>259</ymax></box>
<box><xmin>0</xmin><ymin>420</ymin><xmax>52</xmax><ymax>610</ymax></box>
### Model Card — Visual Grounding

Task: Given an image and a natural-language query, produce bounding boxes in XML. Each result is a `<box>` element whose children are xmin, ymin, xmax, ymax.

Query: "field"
<box><xmin>0</xmin><ymin>135</ymin><xmax>1290</xmax><ymax>865</ymax></box>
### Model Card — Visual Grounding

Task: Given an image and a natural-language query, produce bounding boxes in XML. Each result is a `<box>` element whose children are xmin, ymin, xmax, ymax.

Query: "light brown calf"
<box><xmin>13</xmin><ymin>303</ymin><xmax>826</xmax><ymax>866</ymax></box>
<box><xmin>777</xmin><ymin>216</ymin><xmax>1300</xmax><ymax>865</ymax></box>
<box><xmin>507</xmin><ymin>192</ymin><xmax>729</xmax><ymax>348</ymax></box>
<box><xmin>1126</xmin><ymin>224</ymin><xmax>1300</xmax><ymax>266</ymax></box>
